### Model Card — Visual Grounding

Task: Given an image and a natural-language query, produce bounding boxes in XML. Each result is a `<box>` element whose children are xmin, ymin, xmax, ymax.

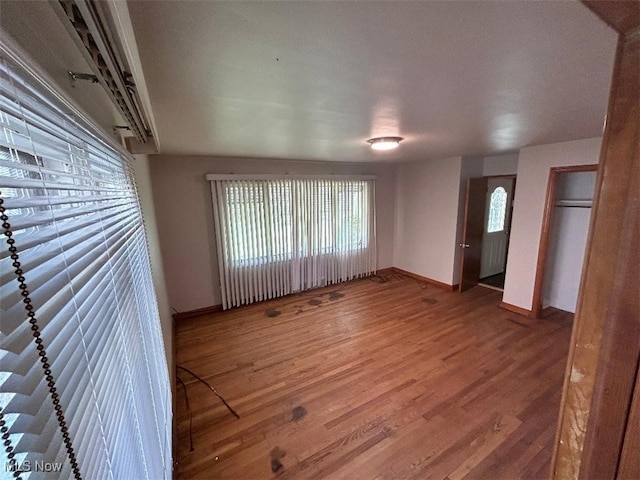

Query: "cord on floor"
<box><xmin>175</xmin><ymin>374</ymin><xmax>194</xmax><ymax>452</ymax></box>
<box><xmin>177</xmin><ymin>365</ymin><xmax>240</xmax><ymax>419</ymax></box>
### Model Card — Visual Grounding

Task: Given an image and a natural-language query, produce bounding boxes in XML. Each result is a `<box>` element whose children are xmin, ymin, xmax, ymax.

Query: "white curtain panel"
<box><xmin>208</xmin><ymin>176</ymin><xmax>377</xmax><ymax>309</ymax></box>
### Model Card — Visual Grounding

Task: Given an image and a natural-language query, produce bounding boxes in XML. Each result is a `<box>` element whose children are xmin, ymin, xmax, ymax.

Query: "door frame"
<box><xmin>551</xmin><ymin>6</ymin><xmax>639</xmax><ymax>474</ymax></box>
<box><xmin>531</xmin><ymin>164</ymin><xmax>598</xmax><ymax>318</ymax></box>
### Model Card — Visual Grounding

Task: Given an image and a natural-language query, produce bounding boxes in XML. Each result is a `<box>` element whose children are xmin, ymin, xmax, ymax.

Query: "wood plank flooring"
<box><xmin>174</xmin><ymin>274</ymin><xmax>573</xmax><ymax>479</ymax></box>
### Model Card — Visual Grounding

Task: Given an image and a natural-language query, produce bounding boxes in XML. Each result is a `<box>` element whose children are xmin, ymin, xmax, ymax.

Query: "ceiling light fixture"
<box><xmin>367</xmin><ymin>136</ymin><xmax>403</xmax><ymax>151</ymax></box>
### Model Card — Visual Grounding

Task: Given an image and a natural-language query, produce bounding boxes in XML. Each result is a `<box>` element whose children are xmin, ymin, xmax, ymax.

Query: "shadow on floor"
<box><xmin>479</xmin><ymin>272</ymin><xmax>505</xmax><ymax>289</ymax></box>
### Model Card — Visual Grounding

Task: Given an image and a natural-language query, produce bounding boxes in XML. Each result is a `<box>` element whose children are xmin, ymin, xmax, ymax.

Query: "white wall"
<box><xmin>394</xmin><ymin>157</ymin><xmax>463</xmax><ymax>286</ymax></box>
<box><xmin>556</xmin><ymin>170</ymin><xmax>597</xmax><ymax>200</ymax></box>
<box><xmin>483</xmin><ymin>152</ymin><xmax>519</xmax><ymax>176</ymax></box>
<box><xmin>150</xmin><ymin>155</ymin><xmax>396</xmax><ymax>312</ymax></box>
<box><xmin>543</xmin><ymin>171</ymin><xmax>596</xmax><ymax>312</ymax></box>
<box><xmin>502</xmin><ymin>137</ymin><xmax>602</xmax><ymax>311</ymax></box>
<box><xmin>131</xmin><ymin>155</ymin><xmax>173</xmax><ymax>367</ymax></box>
<box><xmin>543</xmin><ymin>208</ymin><xmax>592</xmax><ymax>312</ymax></box>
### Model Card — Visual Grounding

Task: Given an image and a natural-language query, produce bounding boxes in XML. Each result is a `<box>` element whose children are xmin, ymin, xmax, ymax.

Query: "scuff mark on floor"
<box><xmin>328</xmin><ymin>291</ymin><xmax>345</xmax><ymax>301</ymax></box>
<box><xmin>270</xmin><ymin>446</ymin><xmax>286</xmax><ymax>473</ymax></box>
<box><xmin>292</xmin><ymin>405</ymin><xmax>307</xmax><ymax>421</ymax></box>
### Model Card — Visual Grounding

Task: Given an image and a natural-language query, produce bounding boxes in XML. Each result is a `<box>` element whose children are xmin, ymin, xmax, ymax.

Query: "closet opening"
<box><xmin>531</xmin><ymin>164</ymin><xmax>598</xmax><ymax>318</ymax></box>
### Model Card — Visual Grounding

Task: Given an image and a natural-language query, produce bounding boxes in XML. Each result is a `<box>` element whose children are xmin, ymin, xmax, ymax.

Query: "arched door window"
<box><xmin>487</xmin><ymin>186</ymin><xmax>507</xmax><ymax>232</ymax></box>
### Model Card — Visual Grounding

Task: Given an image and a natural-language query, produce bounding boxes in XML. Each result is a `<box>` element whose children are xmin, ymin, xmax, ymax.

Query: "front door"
<box><xmin>480</xmin><ymin>177</ymin><xmax>515</xmax><ymax>279</ymax></box>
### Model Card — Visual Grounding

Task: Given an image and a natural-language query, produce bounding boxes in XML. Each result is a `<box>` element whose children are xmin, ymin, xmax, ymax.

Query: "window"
<box><xmin>0</xmin><ymin>52</ymin><xmax>171</xmax><ymax>478</ymax></box>
<box><xmin>225</xmin><ymin>181</ymin><xmax>293</xmax><ymax>264</ymax></box>
<box><xmin>487</xmin><ymin>186</ymin><xmax>507</xmax><ymax>233</ymax></box>
<box><xmin>208</xmin><ymin>176</ymin><xmax>376</xmax><ymax>309</ymax></box>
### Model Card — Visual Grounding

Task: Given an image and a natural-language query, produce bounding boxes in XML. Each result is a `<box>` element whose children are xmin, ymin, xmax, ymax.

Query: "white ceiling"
<box><xmin>127</xmin><ymin>0</ymin><xmax>617</xmax><ymax>163</ymax></box>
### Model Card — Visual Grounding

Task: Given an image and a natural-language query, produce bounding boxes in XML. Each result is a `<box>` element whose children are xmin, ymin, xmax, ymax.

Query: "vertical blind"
<box><xmin>0</xmin><ymin>49</ymin><xmax>171</xmax><ymax>479</ymax></box>
<box><xmin>208</xmin><ymin>176</ymin><xmax>377</xmax><ymax>309</ymax></box>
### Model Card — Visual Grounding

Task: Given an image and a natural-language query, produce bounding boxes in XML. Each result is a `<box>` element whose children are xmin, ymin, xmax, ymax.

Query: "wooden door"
<box><xmin>480</xmin><ymin>177</ymin><xmax>515</xmax><ymax>278</ymax></box>
<box><xmin>458</xmin><ymin>177</ymin><xmax>487</xmax><ymax>292</ymax></box>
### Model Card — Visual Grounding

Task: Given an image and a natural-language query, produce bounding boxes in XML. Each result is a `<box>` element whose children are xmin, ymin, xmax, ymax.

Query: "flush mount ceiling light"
<box><xmin>367</xmin><ymin>136</ymin><xmax>403</xmax><ymax>151</ymax></box>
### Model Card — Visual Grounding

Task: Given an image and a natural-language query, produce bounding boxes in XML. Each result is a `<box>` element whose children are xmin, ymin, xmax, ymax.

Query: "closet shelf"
<box><xmin>555</xmin><ymin>199</ymin><xmax>593</xmax><ymax>208</ymax></box>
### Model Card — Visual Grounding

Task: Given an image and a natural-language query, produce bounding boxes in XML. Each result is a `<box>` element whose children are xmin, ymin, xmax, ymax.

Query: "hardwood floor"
<box><xmin>174</xmin><ymin>274</ymin><xmax>573</xmax><ymax>479</ymax></box>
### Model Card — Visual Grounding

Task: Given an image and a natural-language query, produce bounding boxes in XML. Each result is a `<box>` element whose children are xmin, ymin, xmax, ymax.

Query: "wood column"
<box><xmin>551</xmin><ymin>2</ymin><xmax>639</xmax><ymax>478</ymax></box>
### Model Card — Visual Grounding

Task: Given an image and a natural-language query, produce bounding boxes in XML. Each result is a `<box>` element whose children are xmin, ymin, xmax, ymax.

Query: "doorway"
<box><xmin>531</xmin><ymin>164</ymin><xmax>597</xmax><ymax>317</ymax></box>
<box><xmin>479</xmin><ymin>176</ymin><xmax>516</xmax><ymax>290</ymax></box>
<box><xmin>458</xmin><ymin>175</ymin><xmax>516</xmax><ymax>292</ymax></box>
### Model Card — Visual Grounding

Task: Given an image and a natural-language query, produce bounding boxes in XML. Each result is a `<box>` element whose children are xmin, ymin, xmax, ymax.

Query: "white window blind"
<box><xmin>208</xmin><ymin>176</ymin><xmax>377</xmax><ymax>309</ymax></box>
<box><xmin>0</xmin><ymin>50</ymin><xmax>171</xmax><ymax>479</ymax></box>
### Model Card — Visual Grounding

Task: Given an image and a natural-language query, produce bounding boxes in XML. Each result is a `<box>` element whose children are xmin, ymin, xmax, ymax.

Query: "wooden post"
<box><xmin>551</xmin><ymin>2</ymin><xmax>639</xmax><ymax>478</ymax></box>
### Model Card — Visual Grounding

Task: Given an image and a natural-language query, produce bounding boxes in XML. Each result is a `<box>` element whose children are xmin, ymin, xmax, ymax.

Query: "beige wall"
<box><xmin>393</xmin><ymin>157</ymin><xmax>463</xmax><ymax>286</ymax></box>
<box><xmin>131</xmin><ymin>155</ymin><xmax>173</xmax><ymax>369</ymax></box>
<box><xmin>483</xmin><ymin>152</ymin><xmax>519</xmax><ymax>176</ymax></box>
<box><xmin>149</xmin><ymin>155</ymin><xmax>396</xmax><ymax>313</ymax></box>
<box><xmin>502</xmin><ymin>137</ymin><xmax>602</xmax><ymax>310</ymax></box>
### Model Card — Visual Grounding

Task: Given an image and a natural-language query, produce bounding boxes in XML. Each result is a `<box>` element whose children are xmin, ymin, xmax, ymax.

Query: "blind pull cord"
<box><xmin>0</xmin><ymin>194</ymin><xmax>82</xmax><ymax>479</ymax></box>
